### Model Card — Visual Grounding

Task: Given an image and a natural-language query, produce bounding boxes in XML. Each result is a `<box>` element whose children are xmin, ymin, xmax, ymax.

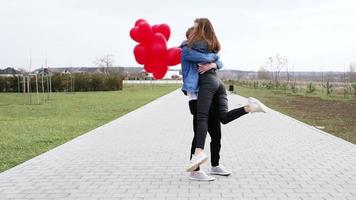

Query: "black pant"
<box><xmin>189</xmin><ymin>99</ymin><xmax>221</xmax><ymax>171</ymax></box>
<box><xmin>195</xmin><ymin>69</ymin><xmax>247</xmax><ymax>149</ymax></box>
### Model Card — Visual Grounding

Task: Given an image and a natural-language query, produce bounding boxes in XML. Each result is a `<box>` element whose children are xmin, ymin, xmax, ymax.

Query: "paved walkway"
<box><xmin>1</xmin><ymin>89</ymin><xmax>355</xmax><ymax>200</ymax></box>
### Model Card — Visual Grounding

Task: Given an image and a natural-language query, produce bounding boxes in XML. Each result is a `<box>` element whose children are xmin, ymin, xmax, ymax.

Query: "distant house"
<box><xmin>35</xmin><ymin>67</ymin><xmax>125</xmax><ymax>75</ymax></box>
<box><xmin>163</xmin><ymin>70</ymin><xmax>182</xmax><ymax>80</ymax></box>
<box><xmin>0</xmin><ymin>67</ymin><xmax>22</xmax><ymax>77</ymax></box>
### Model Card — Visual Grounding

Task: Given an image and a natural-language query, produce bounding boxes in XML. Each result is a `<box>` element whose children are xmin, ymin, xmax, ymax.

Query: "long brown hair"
<box><xmin>187</xmin><ymin>18</ymin><xmax>221</xmax><ymax>52</ymax></box>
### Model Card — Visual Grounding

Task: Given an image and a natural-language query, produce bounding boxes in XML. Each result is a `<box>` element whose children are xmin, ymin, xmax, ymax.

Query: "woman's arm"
<box><xmin>182</xmin><ymin>46</ymin><xmax>219</xmax><ymax>63</ymax></box>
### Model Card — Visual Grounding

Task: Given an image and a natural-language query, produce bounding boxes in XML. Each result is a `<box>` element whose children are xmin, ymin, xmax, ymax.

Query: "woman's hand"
<box><xmin>198</xmin><ymin>63</ymin><xmax>217</xmax><ymax>74</ymax></box>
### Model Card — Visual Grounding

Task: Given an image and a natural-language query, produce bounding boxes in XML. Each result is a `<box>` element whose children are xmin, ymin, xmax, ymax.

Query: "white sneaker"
<box><xmin>247</xmin><ymin>97</ymin><xmax>268</xmax><ymax>113</ymax></box>
<box><xmin>186</xmin><ymin>152</ymin><xmax>208</xmax><ymax>172</ymax></box>
<box><xmin>208</xmin><ymin>165</ymin><xmax>232</xmax><ymax>176</ymax></box>
<box><xmin>189</xmin><ymin>170</ymin><xmax>215</xmax><ymax>181</ymax></box>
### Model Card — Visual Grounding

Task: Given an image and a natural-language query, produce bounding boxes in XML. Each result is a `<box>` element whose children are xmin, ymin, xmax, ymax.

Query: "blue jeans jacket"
<box><xmin>180</xmin><ymin>41</ymin><xmax>223</xmax><ymax>94</ymax></box>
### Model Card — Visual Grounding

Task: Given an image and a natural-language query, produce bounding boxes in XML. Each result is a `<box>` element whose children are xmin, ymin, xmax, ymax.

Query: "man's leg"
<box><xmin>207</xmin><ymin>97</ymin><xmax>232</xmax><ymax>176</ymax></box>
<box><xmin>189</xmin><ymin>100</ymin><xmax>200</xmax><ymax>171</ymax></box>
<box><xmin>188</xmin><ymin>99</ymin><xmax>215</xmax><ymax>181</ymax></box>
<box><xmin>207</xmin><ymin>98</ymin><xmax>221</xmax><ymax>167</ymax></box>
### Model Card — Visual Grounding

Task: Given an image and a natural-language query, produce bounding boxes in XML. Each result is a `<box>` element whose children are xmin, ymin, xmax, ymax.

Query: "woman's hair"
<box><xmin>187</xmin><ymin>18</ymin><xmax>221</xmax><ymax>52</ymax></box>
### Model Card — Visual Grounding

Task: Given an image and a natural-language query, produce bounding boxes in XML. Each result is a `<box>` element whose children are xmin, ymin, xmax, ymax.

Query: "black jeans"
<box><xmin>189</xmin><ymin>99</ymin><xmax>221</xmax><ymax>171</ymax></box>
<box><xmin>195</xmin><ymin>69</ymin><xmax>247</xmax><ymax>149</ymax></box>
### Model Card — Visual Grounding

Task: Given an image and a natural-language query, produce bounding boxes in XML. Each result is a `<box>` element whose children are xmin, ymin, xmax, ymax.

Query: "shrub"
<box><xmin>253</xmin><ymin>81</ymin><xmax>259</xmax><ymax>89</ymax></box>
<box><xmin>0</xmin><ymin>73</ymin><xmax>123</xmax><ymax>92</ymax></box>
<box><xmin>265</xmin><ymin>81</ymin><xmax>274</xmax><ymax>90</ymax></box>
<box><xmin>0</xmin><ymin>75</ymin><xmax>21</xmax><ymax>92</ymax></box>
<box><xmin>280</xmin><ymin>82</ymin><xmax>288</xmax><ymax>90</ymax></box>
<box><xmin>290</xmin><ymin>83</ymin><xmax>298</xmax><ymax>93</ymax></box>
<box><xmin>306</xmin><ymin>82</ymin><xmax>316</xmax><ymax>94</ymax></box>
<box><xmin>352</xmin><ymin>83</ymin><xmax>356</xmax><ymax>96</ymax></box>
<box><xmin>322</xmin><ymin>81</ymin><xmax>333</xmax><ymax>96</ymax></box>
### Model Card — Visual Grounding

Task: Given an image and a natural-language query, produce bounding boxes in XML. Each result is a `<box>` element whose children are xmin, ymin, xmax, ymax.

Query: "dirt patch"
<box><xmin>262</xmin><ymin>94</ymin><xmax>356</xmax><ymax>144</ymax></box>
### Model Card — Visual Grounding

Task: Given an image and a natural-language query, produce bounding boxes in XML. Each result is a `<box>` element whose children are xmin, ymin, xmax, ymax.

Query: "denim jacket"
<box><xmin>180</xmin><ymin>41</ymin><xmax>223</xmax><ymax>94</ymax></box>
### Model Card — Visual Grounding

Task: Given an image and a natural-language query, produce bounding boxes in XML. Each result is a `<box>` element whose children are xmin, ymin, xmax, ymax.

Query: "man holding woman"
<box><xmin>181</xmin><ymin>18</ymin><xmax>268</xmax><ymax>181</ymax></box>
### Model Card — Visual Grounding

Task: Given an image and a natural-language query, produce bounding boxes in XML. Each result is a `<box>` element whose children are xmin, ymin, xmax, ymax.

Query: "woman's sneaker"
<box><xmin>247</xmin><ymin>97</ymin><xmax>268</xmax><ymax>113</ymax></box>
<box><xmin>208</xmin><ymin>165</ymin><xmax>232</xmax><ymax>176</ymax></box>
<box><xmin>186</xmin><ymin>152</ymin><xmax>208</xmax><ymax>172</ymax></box>
<box><xmin>189</xmin><ymin>170</ymin><xmax>215</xmax><ymax>181</ymax></box>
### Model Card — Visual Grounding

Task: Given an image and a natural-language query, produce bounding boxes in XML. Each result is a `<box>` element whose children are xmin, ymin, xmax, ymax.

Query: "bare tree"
<box><xmin>257</xmin><ymin>66</ymin><xmax>270</xmax><ymax>80</ymax></box>
<box><xmin>94</xmin><ymin>54</ymin><xmax>114</xmax><ymax>75</ymax></box>
<box><xmin>266</xmin><ymin>54</ymin><xmax>288</xmax><ymax>87</ymax></box>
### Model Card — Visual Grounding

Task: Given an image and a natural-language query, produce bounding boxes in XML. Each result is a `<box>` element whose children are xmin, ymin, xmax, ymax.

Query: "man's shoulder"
<box><xmin>180</xmin><ymin>40</ymin><xmax>188</xmax><ymax>48</ymax></box>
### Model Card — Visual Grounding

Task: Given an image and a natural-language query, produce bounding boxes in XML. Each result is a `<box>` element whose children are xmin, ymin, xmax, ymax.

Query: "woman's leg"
<box><xmin>195</xmin><ymin>74</ymin><xmax>218</xmax><ymax>152</ymax></box>
<box><xmin>187</xmin><ymin>72</ymin><xmax>219</xmax><ymax>172</ymax></box>
<box><xmin>215</xmin><ymin>80</ymin><xmax>248</xmax><ymax>124</ymax></box>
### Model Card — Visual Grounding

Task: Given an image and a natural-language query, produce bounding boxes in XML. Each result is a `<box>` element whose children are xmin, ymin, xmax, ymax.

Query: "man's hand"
<box><xmin>198</xmin><ymin>63</ymin><xmax>217</xmax><ymax>74</ymax></box>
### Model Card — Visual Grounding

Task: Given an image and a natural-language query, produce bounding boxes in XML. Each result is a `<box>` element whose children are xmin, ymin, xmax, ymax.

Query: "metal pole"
<box><xmin>27</xmin><ymin>75</ymin><xmax>31</xmax><ymax>104</ymax></box>
<box><xmin>35</xmin><ymin>74</ymin><xmax>39</xmax><ymax>104</ymax></box>
<box><xmin>66</xmin><ymin>74</ymin><xmax>69</xmax><ymax>92</ymax></box>
<box><xmin>49</xmin><ymin>72</ymin><xmax>52</xmax><ymax>95</ymax></box>
<box><xmin>46</xmin><ymin>73</ymin><xmax>50</xmax><ymax>100</ymax></box>
<box><xmin>71</xmin><ymin>76</ymin><xmax>74</xmax><ymax>92</ymax></box>
<box><xmin>17</xmin><ymin>75</ymin><xmax>20</xmax><ymax>93</ymax></box>
<box><xmin>41</xmin><ymin>66</ymin><xmax>45</xmax><ymax>101</ymax></box>
<box><xmin>22</xmin><ymin>75</ymin><xmax>26</xmax><ymax>96</ymax></box>
<box><xmin>28</xmin><ymin>52</ymin><xmax>32</xmax><ymax>104</ymax></box>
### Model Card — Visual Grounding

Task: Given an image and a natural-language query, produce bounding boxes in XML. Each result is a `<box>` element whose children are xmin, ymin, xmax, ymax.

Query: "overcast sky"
<box><xmin>1</xmin><ymin>0</ymin><xmax>355</xmax><ymax>71</ymax></box>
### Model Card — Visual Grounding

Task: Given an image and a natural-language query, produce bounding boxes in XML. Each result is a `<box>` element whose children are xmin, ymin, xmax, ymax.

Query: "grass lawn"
<box><xmin>233</xmin><ymin>85</ymin><xmax>356</xmax><ymax>144</ymax></box>
<box><xmin>0</xmin><ymin>84</ymin><xmax>180</xmax><ymax>172</ymax></box>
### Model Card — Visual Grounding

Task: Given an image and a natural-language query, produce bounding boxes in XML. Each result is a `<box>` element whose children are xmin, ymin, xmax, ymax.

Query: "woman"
<box><xmin>181</xmin><ymin>18</ymin><xmax>268</xmax><ymax>173</ymax></box>
<box><xmin>181</xmin><ymin>27</ymin><xmax>231</xmax><ymax>181</ymax></box>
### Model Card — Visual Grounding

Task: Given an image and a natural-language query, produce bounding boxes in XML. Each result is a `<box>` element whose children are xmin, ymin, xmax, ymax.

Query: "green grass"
<box><xmin>233</xmin><ymin>85</ymin><xmax>356</xmax><ymax>144</ymax></box>
<box><xmin>0</xmin><ymin>84</ymin><xmax>180</xmax><ymax>172</ymax></box>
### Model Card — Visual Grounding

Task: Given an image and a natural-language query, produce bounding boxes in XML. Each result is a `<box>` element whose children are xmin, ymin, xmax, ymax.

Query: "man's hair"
<box><xmin>186</xmin><ymin>27</ymin><xmax>194</xmax><ymax>39</ymax></box>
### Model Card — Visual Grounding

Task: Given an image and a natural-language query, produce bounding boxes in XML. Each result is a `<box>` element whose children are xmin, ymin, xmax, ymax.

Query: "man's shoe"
<box><xmin>208</xmin><ymin>165</ymin><xmax>232</xmax><ymax>176</ymax></box>
<box><xmin>189</xmin><ymin>170</ymin><xmax>215</xmax><ymax>181</ymax></box>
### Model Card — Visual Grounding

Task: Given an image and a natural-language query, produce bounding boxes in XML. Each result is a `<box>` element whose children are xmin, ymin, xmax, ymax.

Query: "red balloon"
<box><xmin>129</xmin><ymin>27</ymin><xmax>141</xmax><ymax>43</ymax></box>
<box><xmin>137</xmin><ymin>22</ymin><xmax>153</xmax><ymax>43</ymax></box>
<box><xmin>150</xmin><ymin>33</ymin><xmax>167</xmax><ymax>62</ymax></box>
<box><xmin>144</xmin><ymin>63</ymin><xmax>154</xmax><ymax>73</ymax></box>
<box><xmin>152</xmin><ymin>24</ymin><xmax>159</xmax><ymax>33</ymax></box>
<box><xmin>152</xmin><ymin>33</ymin><xmax>167</xmax><ymax>46</ymax></box>
<box><xmin>153</xmin><ymin>73</ymin><xmax>165</xmax><ymax>80</ymax></box>
<box><xmin>133</xmin><ymin>44</ymin><xmax>147</xmax><ymax>65</ymax></box>
<box><xmin>166</xmin><ymin>47</ymin><xmax>181</xmax><ymax>66</ymax></box>
<box><xmin>129</xmin><ymin>19</ymin><xmax>181</xmax><ymax>80</ymax></box>
<box><xmin>135</xmin><ymin>19</ymin><xmax>147</xmax><ymax>26</ymax></box>
<box><xmin>157</xmin><ymin>24</ymin><xmax>171</xmax><ymax>41</ymax></box>
<box><xmin>153</xmin><ymin>67</ymin><xmax>167</xmax><ymax>79</ymax></box>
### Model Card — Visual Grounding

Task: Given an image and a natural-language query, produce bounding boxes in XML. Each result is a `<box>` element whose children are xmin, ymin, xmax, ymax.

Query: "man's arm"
<box><xmin>197</xmin><ymin>59</ymin><xmax>224</xmax><ymax>74</ymax></box>
<box><xmin>182</xmin><ymin>46</ymin><xmax>219</xmax><ymax>63</ymax></box>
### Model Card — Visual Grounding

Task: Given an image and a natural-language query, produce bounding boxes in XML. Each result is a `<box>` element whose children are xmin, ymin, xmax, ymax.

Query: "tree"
<box><xmin>94</xmin><ymin>54</ymin><xmax>114</xmax><ymax>75</ymax></box>
<box><xmin>266</xmin><ymin>54</ymin><xmax>288</xmax><ymax>87</ymax></box>
<box><xmin>257</xmin><ymin>66</ymin><xmax>270</xmax><ymax>80</ymax></box>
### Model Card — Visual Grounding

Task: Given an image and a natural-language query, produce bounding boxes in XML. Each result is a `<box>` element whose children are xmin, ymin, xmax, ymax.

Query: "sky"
<box><xmin>0</xmin><ymin>0</ymin><xmax>356</xmax><ymax>72</ymax></box>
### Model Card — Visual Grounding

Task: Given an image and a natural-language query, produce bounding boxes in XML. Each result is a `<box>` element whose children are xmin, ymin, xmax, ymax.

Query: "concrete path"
<box><xmin>1</xmin><ymin>89</ymin><xmax>355</xmax><ymax>200</ymax></box>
